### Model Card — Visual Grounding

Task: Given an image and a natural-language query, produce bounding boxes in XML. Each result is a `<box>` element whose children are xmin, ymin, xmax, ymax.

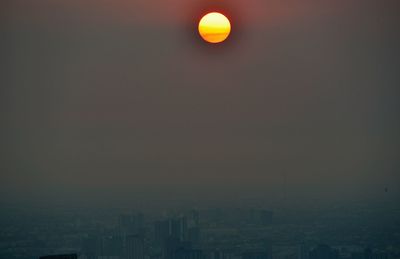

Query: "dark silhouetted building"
<box><xmin>126</xmin><ymin>235</ymin><xmax>144</xmax><ymax>259</ymax></box>
<box><xmin>162</xmin><ymin>236</ymin><xmax>193</xmax><ymax>259</ymax></box>
<box><xmin>155</xmin><ymin>217</ymin><xmax>188</xmax><ymax>246</ymax></box>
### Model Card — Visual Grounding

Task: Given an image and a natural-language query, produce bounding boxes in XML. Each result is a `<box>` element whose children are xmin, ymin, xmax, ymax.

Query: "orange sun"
<box><xmin>198</xmin><ymin>12</ymin><xmax>231</xmax><ymax>44</ymax></box>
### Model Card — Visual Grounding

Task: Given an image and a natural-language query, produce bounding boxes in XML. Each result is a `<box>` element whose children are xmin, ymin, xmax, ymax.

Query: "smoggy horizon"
<box><xmin>1</xmin><ymin>0</ymin><xmax>400</xmax><ymax>209</ymax></box>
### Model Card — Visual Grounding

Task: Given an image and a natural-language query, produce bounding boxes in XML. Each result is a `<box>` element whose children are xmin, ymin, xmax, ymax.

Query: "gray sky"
<box><xmin>1</xmin><ymin>0</ymin><xmax>399</xmax><ymax>207</ymax></box>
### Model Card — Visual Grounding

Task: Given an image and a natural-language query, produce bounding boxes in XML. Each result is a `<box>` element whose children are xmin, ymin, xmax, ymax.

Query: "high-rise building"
<box><xmin>119</xmin><ymin>213</ymin><xmax>144</xmax><ymax>236</ymax></box>
<box><xmin>162</xmin><ymin>237</ymin><xmax>194</xmax><ymax>259</ymax></box>
<box><xmin>155</xmin><ymin>220</ymin><xmax>171</xmax><ymax>246</ymax></box>
<box><xmin>155</xmin><ymin>217</ymin><xmax>188</xmax><ymax>246</ymax></box>
<box><xmin>162</xmin><ymin>236</ymin><xmax>182</xmax><ymax>259</ymax></box>
<box><xmin>126</xmin><ymin>235</ymin><xmax>145</xmax><ymax>259</ymax></box>
<box><xmin>187</xmin><ymin>210</ymin><xmax>200</xmax><ymax>244</ymax></box>
<box><xmin>170</xmin><ymin>217</ymin><xmax>187</xmax><ymax>241</ymax></box>
<box><xmin>187</xmin><ymin>210</ymin><xmax>199</xmax><ymax>228</ymax></box>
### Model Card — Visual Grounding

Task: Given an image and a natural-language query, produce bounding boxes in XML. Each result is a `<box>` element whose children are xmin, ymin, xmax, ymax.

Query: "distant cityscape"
<box><xmin>1</xmin><ymin>203</ymin><xmax>399</xmax><ymax>259</ymax></box>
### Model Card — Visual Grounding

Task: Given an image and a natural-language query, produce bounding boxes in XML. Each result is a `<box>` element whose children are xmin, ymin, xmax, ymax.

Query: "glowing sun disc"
<box><xmin>198</xmin><ymin>12</ymin><xmax>231</xmax><ymax>44</ymax></box>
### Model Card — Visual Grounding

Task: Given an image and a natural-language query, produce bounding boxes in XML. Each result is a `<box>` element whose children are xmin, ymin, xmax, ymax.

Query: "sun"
<box><xmin>198</xmin><ymin>12</ymin><xmax>231</xmax><ymax>44</ymax></box>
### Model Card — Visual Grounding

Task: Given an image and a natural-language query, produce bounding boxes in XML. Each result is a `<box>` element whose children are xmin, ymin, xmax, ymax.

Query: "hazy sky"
<box><xmin>1</xmin><ymin>0</ymin><xmax>399</xmax><ymax>207</ymax></box>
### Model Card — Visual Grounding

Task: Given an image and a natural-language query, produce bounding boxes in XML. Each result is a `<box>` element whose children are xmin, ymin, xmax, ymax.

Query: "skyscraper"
<box><xmin>155</xmin><ymin>217</ymin><xmax>188</xmax><ymax>246</ymax></box>
<box><xmin>126</xmin><ymin>235</ymin><xmax>144</xmax><ymax>259</ymax></box>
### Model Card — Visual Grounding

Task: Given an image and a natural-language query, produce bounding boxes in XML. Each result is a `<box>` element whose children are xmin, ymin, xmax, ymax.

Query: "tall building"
<box><xmin>162</xmin><ymin>236</ymin><xmax>194</xmax><ymax>259</ymax></box>
<box><xmin>162</xmin><ymin>236</ymin><xmax>183</xmax><ymax>259</ymax></box>
<box><xmin>126</xmin><ymin>235</ymin><xmax>145</xmax><ymax>259</ymax></box>
<box><xmin>170</xmin><ymin>217</ymin><xmax>187</xmax><ymax>241</ymax></box>
<box><xmin>155</xmin><ymin>217</ymin><xmax>188</xmax><ymax>246</ymax></box>
<box><xmin>187</xmin><ymin>210</ymin><xmax>200</xmax><ymax>244</ymax></box>
<box><xmin>187</xmin><ymin>210</ymin><xmax>199</xmax><ymax>228</ymax></box>
<box><xmin>155</xmin><ymin>220</ymin><xmax>171</xmax><ymax>246</ymax></box>
<box><xmin>119</xmin><ymin>213</ymin><xmax>144</xmax><ymax>236</ymax></box>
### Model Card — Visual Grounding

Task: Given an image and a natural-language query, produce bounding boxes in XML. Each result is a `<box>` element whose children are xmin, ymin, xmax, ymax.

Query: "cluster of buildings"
<box><xmin>1</xmin><ymin>206</ymin><xmax>398</xmax><ymax>259</ymax></box>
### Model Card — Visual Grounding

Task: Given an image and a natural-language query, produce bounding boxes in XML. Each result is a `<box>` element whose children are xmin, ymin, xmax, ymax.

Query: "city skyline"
<box><xmin>1</xmin><ymin>0</ymin><xmax>399</xmax><ymax>258</ymax></box>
